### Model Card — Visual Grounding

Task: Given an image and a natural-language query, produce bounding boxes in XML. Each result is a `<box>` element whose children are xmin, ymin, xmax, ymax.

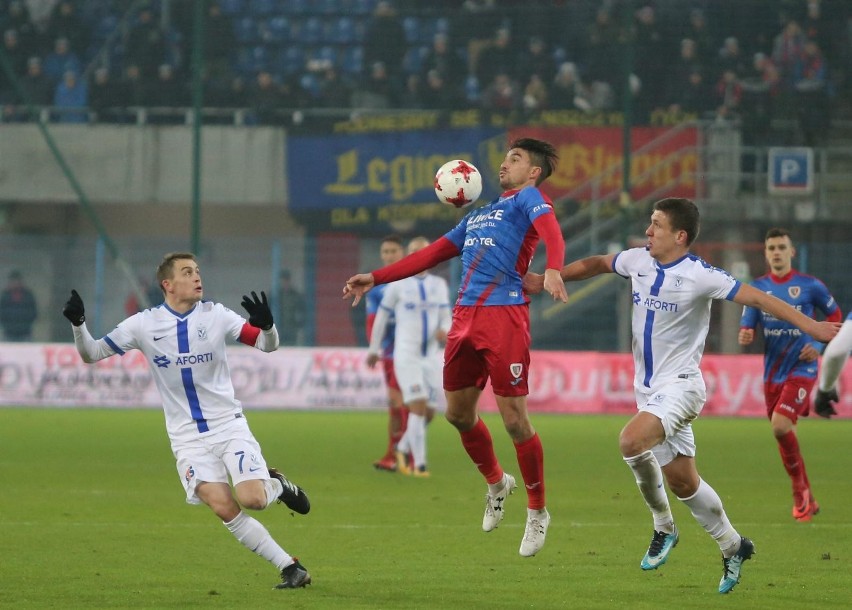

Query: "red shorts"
<box><xmin>443</xmin><ymin>305</ymin><xmax>530</xmax><ymax>397</ymax></box>
<box><xmin>382</xmin><ymin>357</ymin><xmax>400</xmax><ymax>391</ymax></box>
<box><xmin>764</xmin><ymin>377</ymin><xmax>815</xmax><ymax>423</ymax></box>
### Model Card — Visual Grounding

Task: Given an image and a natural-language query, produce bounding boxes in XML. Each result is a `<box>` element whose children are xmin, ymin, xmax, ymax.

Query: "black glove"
<box><xmin>814</xmin><ymin>388</ymin><xmax>839</xmax><ymax>419</ymax></box>
<box><xmin>241</xmin><ymin>290</ymin><xmax>273</xmax><ymax>330</ymax></box>
<box><xmin>63</xmin><ymin>289</ymin><xmax>86</xmax><ymax>326</ymax></box>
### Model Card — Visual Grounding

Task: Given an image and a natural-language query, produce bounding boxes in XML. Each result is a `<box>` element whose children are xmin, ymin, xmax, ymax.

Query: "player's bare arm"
<box><xmin>343</xmin><ymin>273</ymin><xmax>375</xmax><ymax>306</ymax></box>
<box><xmin>798</xmin><ymin>344</ymin><xmax>820</xmax><ymax>363</ymax></box>
<box><xmin>734</xmin><ymin>283</ymin><xmax>841</xmax><ymax>343</ymax></box>
<box><xmin>560</xmin><ymin>254</ymin><xmax>616</xmax><ymax>281</ymax></box>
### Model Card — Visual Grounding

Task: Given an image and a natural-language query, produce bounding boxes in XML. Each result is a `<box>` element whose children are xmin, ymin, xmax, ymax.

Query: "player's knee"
<box><xmin>235</xmin><ymin>484</ymin><xmax>267</xmax><ymax>511</ymax></box>
<box><xmin>445</xmin><ymin>409</ymin><xmax>475</xmax><ymax>431</ymax></box>
<box><xmin>618</xmin><ymin>431</ymin><xmax>644</xmax><ymax>458</ymax></box>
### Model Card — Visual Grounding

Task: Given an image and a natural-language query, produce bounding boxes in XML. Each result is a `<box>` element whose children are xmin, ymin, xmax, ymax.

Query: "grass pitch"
<box><xmin>1</xmin><ymin>408</ymin><xmax>849</xmax><ymax>609</ymax></box>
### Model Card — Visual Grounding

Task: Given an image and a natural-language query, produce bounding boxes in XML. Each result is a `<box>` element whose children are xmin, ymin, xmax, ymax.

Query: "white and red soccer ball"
<box><xmin>434</xmin><ymin>159</ymin><xmax>482</xmax><ymax>209</ymax></box>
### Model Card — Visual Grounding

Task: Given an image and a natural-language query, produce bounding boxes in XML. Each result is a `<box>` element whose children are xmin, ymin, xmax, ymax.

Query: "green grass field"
<box><xmin>1</xmin><ymin>408</ymin><xmax>849</xmax><ymax>609</ymax></box>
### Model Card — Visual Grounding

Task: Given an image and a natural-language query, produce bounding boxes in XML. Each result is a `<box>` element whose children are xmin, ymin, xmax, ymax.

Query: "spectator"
<box><xmin>633</xmin><ymin>4</ymin><xmax>667</xmax><ymax>110</ymax></box>
<box><xmin>1</xmin><ymin>30</ymin><xmax>28</xmax><ymax>91</ymax></box>
<box><xmin>3</xmin><ymin>1</ymin><xmax>38</xmax><ymax>58</ymax></box>
<box><xmin>45</xmin><ymin>0</ymin><xmax>88</xmax><ymax>55</ymax></box>
<box><xmin>474</xmin><ymin>26</ymin><xmax>513</xmax><ymax>88</ymax></box>
<box><xmin>420</xmin><ymin>68</ymin><xmax>461</xmax><ymax>109</ymax></box>
<box><xmin>351</xmin><ymin>61</ymin><xmax>396</xmax><ymax>109</ymax></box>
<box><xmin>683</xmin><ymin>8</ymin><xmax>715</xmax><ymax>67</ymax></box>
<box><xmin>42</xmin><ymin>36</ymin><xmax>81</xmax><ymax>86</ymax></box>
<box><xmin>113</xmin><ymin>64</ymin><xmax>150</xmax><ymax>110</ymax></box>
<box><xmin>584</xmin><ymin>6</ymin><xmax>621</xmax><ymax>86</ymax></box>
<box><xmin>125</xmin><ymin>7</ymin><xmax>168</xmax><ymax>80</ymax></box>
<box><xmin>89</xmin><ymin>67</ymin><xmax>117</xmax><ymax>122</ymax></box>
<box><xmin>515</xmin><ymin>36</ymin><xmax>555</xmax><ymax>84</ymax></box>
<box><xmin>521</xmin><ymin>73</ymin><xmax>548</xmax><ymax>116</ymax></box>
<box><xmin>0</xmin><ymin>270</ymin><xmax>37</xmax><ymax>342</ymax></box>
<box><xmin>421</xmin><ymin>32</ymin><xmax>464</xmax><ymax>92</ymax></box>
<box><xmin>277</xmin><ymin>270</ymin><xmax>306</xmax><ymax>346</ymax></box>
<box><xmin>249</xmin><ymin>70</ymin><xmax>284</xmax><ymax>125</ymax></box>
<box><xmin>739</xmin><ymin>53</ymin><xmax>780</xmax><ymax>145</ymax></box>
<box><xmin>202</xmin><ymin>1</ymin><xmax>236</xmax><ymax>87</ymax></box>
<box><xmin>772</xmin><ymin>20</ymin><xmax>805</xmax><ymax>91</ymax></box>
<box><xmin>315</xmin><ymin>66</ymin><xmax>352</xmax><ymax>109</ymax></box>
<box><xmin>146</xmin><ymin>64</ymin><xmax>188</xmax><ymax>111</ymax></box>
<box><xmin>19</xmin><ymin>55</ymin><xmax>53</xmax><ymax>106</ymax></box>
<box><xmin>669</xmin><ymin>68</ymin><xmax>714</xmax><ymax>117</ymax></box>
<box><xmin>363</xmin><ymin>1</ymin><xmax>407</xmax><ymax>90</ymax></box>
<box><xmin>398</xmin><ymin>73</ymin><xmax>424</xmax><ymax>109</ymax></box>
<box><xmin>717</xmin><ymin>36</ymin><xmax>747</xmax><ymax>83</ymax></box>
<box><xmin>714</xmin><ymin>69</ymin><xmax>742</xmax><ymax>121</ymax></box>
<box><xmin>550</xmin><ymin>62</ymin><xmax>591</xmax><ymax>111</ymax></box>
<box><xmin>480</xmin><ymin>72</ymin><xmax>521</xmax><ymax>112</ymax></box>
<box><xmin>52</xmin><ymin>69</ymin><xmax>88</xmax><ymax>123</ymax></box>
<box><xmin>794</xmin><ymin>39</ymin><xmax>830</xmax><ymax>145</ymax></box>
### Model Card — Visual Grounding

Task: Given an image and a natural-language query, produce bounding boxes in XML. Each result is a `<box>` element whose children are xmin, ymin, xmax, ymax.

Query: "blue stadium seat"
<box><xmin>295</xmin><ymin>16</ymin><xmax>324</xmax><ymax>44</ymax></box>
<box><xmin>248</xmin><ymin>0</ymin><xmax>277</xmax><ymax>16</ymax></box>
<box><xmin>402</xmin><ymin>46</ymin><xmax>428</xmax><ymax>75</ymax></box>
<box><xmin>351</xmin><ymin>0</ymin><xmax>376</xmax><ymax>15</ymax></box>
<box><xmin>289</xmin><ymin>0</ymin><xmax>309</xmax><ymax>15</ymax></box>
<box><xmin>274</xmin><ymin>46</ymin><xmax>305</xmax><ymax>76</ymax></box>
<box><xmin>340</xmin><ymin>46</ymin><xmax>363</xmax><ymax>75</ymax></box>
<box><xmin>328</xmin><ymin>16</ymin><xmax>356</xmax><ymax>44</ymax></box>
<box><xmin>235</xmin><ymin>45</ymin><xmax>269</xmax><ymax>74</ymax></box>
<box><xmin>300</xmin><ymin>73</ymin><xmax>321</xmax><ymax>98</ymax></box>
<box><xmin>234</xmin><ymin>16</ymin><xmax>259</xmax><ymax>44</ymax></box>
<box><xmin>218</xmin><ymin>0</ymin><xmax>245</xmax><ymax>16</ymax></box>
<box><xmin>93</xmin><ymin>14</ymin><xmax>119</xmax><ymax>41</ymax></box>
<box><xmin>261</xmin><ymin>16</ymin><xmax>291</xmax><ymax>43</ymax></box>
<box><xmin>402</xmin><ymin>16</ymin><xmax>421</xmax><ymax>45</ymax></box>
<box><xmin>317</xmin><ymin>0</ymin><xmax>341</xmax><ymax>15</ymax></box>
<box><xmin>313</xmin><ymin>45</ymin><xmax>338</xmax><ymax>67</ymax></box>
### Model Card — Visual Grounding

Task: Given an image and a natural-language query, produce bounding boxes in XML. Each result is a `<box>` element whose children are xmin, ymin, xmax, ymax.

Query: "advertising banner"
<box><xmin>3</xmin><ymin>344</ymin><xmax>849</xmax><ymax>418</ymax></box>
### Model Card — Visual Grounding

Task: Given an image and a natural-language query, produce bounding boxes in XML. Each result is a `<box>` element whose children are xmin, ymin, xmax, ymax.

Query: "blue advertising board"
<box><xmin>287</xmin><ymin>128</ymin><xmax>505</xmax><ymax>212</ymax></box>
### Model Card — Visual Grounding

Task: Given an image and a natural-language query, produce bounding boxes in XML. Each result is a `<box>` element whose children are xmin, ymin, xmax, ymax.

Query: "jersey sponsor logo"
<box><xmin>154</xmin><ymin>355</ymin><xmax>171</xmax><ymax>368</ymax></box>
<box><xmin>175</xmin><ymin>353</ymin><xmax>213</xmax><ymax>366</ymax></box>
<box><xmin>464</xmin><ymin>236</ymin><xmax>496</xmax><ymax>247</ymax></box>
<box><xmin>153</xmin><ymin>335</ymin><xmax>167</xmax><ymax>341</ymax></box>
<box><xmin>639</xmin><ymin>296</ymin><xmax>679</xmax><ymax>312</ymax></box>
<box><xmin>633</xmin><ymin>291</ymin><xmax>641</xmax><ymax>304</ymax></box>
<box><xmin>467</xmin><ymin>209</ymin><xmax>505</xmax><ymax>223</ymax></box>
<box><xmin>788</xmin><ymin>286</ymin><xmax>801</xmax><ymax>299</ymax></box>
<box><xmin>763</xmin><ymin>327</ymin><xmax>802</xmax><ymax>338</ymax></box>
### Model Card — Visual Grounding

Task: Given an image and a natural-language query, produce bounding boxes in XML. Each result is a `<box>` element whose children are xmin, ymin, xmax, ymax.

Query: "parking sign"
<box><xmin>768</xmin><ymin>147</ymin><xmax>814</xmax><ymax>194</ymax></box>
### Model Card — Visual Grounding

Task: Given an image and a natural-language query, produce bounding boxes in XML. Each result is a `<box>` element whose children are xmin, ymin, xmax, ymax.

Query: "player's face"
<box><xmin>499</xmin><ymin>148</ymin><xmax>541</xmax><ymax>190</ymax></box>
<box><xmin>764</xmin><ymin>235</ymin><xmax>794</xmax><ymax>275</ymax></box>
<box><xmin>645</xmin><ymin>210</ymin><xmax>687</xmax><ymax>264</ymax></box>
<box><xmin>163</xmin><ymin>259</ymin><xmax>203</xmax><ymax>308</ymax></box>
<box><xmin>380</xmin><ymin>241</ymin><xmax>404</xmax><ymax>265</ymax></box>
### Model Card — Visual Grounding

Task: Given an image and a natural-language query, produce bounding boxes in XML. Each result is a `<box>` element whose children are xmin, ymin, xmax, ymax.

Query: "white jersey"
<box><xmin>369</xmin><ymin>273</ymin><xmax>452</xmax><ymax>360</ymax></box>
<box><xmin>72</xmin><ymin>301</ymin><xmax>278</xmax><ymax>442</ymax></box>
<box><xmin>613</xmin><ymin>247</ymin><xmax>741</xmax><ymax>391</ymax></box>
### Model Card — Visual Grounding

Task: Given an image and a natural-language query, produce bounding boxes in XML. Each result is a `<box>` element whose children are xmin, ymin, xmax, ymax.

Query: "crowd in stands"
<box><xmin>0</xmin><ymin>0</ymin><xmax>849</xmax><ymax>143</ymax></box>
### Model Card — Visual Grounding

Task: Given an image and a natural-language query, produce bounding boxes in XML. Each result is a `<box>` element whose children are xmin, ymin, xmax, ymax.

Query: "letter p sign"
<box><xmin>768</xmin><ymin>147</ymin><xmax>813</xmax><ymax>194</ymax></box>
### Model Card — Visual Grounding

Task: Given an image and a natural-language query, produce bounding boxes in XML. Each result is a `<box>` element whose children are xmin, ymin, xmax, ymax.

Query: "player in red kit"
<box><xmin>739</xmin><ymin>228</ymin><xmax>842</xmax><ymax>522</ymax></box>
<box><xmin>345</xmin><ymin>138</ymin><xmax>568</xmax><ymax>556</ymax></box>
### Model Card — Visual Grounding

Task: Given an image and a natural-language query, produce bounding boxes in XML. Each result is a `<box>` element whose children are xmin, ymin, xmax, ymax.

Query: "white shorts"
<box><xmin>636</xmin><ymin>376</ymin><xmax>706</xmax><ymax>467</ymax></box>
<box><xmin>394</xmin><ymin>353</ymin><xmax>444</xmax><ymax>408</ymax></box>
<box><xmin>171</xmin><ymin>416</ymin><xmax>270</xmax><ymax>505</ymax></box>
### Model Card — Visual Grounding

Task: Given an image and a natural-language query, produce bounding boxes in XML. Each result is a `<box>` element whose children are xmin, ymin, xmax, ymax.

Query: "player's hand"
<box><xmin>543</xmin><ymin>268</ymin><xmax>568</xmax><ymax>303</ymax></box>
<box><xmin>434</xmin><ymin>328</ymin><xmax>448</xmax><ymax>345</ymax></box>
<box><xmin>798</xmin><ymin>344</ymin><xmax>819</xmax><ymax>363</ymax></box>
<box><xmin>366</xmin><ymin>352</ymin><xmax>380</xmax><ymax>369</ymax></box>
<box><xmin>737</xmin><ymin>328</ymin><xmax>754</xmax><ymax>345</ymax></box>
<box><xmin>523</xmin><ymin>272</ymin><xmax>545</xmax><ymax>295</ymax></box>
<box><xmin>810</xmin><ymin>321</ymin><xmax>841</xmax><ymax>343</ymax></box>
<box><xmin>62</xmin><ymin>289</ymin><xmax>86</xmax><ymax>326</ymax></box>
<box><xmin>343</xmin><ymin>273</ymin><xmax>375</xmax><ymax>307</ymax></box>
<box><xmin>814</xmin><ymin>388</ymin><xmax>839</xmax><ymax>418</ymax></box>
<box><xmin>241</xmin><ymin>290</ymin><xmax>273</xmax><ymax>330</ymax></box>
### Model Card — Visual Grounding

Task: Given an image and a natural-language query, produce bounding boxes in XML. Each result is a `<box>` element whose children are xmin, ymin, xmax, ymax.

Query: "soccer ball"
<box><xmin>434</xmin><ymin>159</ymin><xmax>483</xmax><ymax>209</ymax></box>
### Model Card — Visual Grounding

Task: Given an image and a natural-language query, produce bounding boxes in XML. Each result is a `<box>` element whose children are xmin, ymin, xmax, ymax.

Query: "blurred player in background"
<box><xmin>367</xmin><ymin>236</ymin><xmax>452</xmax><ymax>477</ymax></box>
<box><xmin>739</xmin><ymin>228</ymin><xmax>842</xmax><ymax>522</ymax></box>
<box><xmin>62</xmin><ymin>252</ymin><xmax>312</xmax><ymax>590</ymax></box>
<box><xmin>526</xmin><ymin>198</ymin><xmax>840</xmax><ymax>592</ymax></box>
<box><xmin>814</xmin><ymin>310</ymin><xmax>852</xmax><ymax>417</ymax></box>
<box><xmin>366</xmin><ymin>234</ymin><xmax>407</xmax><ymax>471</ymax></box>
<box><xmin>345</xmin><ymin>138</ymin><xmax>568</xmax><ymax>557</ymax></box>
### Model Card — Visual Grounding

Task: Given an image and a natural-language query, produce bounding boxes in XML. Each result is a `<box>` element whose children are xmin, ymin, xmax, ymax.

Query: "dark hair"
<box><xmin>156</xmin><ymin>252</ymin><xmax>196</xmax><ymax>294</ymax></box>
<box><xmin>508</xmin><ymin>137</ymin><xmax>558</xmax><ymax>185</ymax></box>
<box><xmin>380</xmin><ymin>234</ymin><xmax>404</xmax><ymax>247</ymax></box>
<box><xmin>653</xmin><ymin>197</ymin><xmax>700</xmax><ymax>246</ymax></box>
<box><xmin>765</xmin><ymin>227</ymin><xmax>792</xmax><ymax>242</ymax></box>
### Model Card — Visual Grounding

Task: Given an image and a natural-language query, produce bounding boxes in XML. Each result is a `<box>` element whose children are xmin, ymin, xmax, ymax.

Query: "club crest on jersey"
<box><xmin>788</xmin><ymin>286</ymin><xmax>801</xmax><ymax>299</ymax></box>
<box><xmin>675</xmin><ymin>275</ymin><xmax>683</xmax><ymax>288</ymax></box>
<box><xmin>510</xmin><ymin>363</ymin><xmax>523</xmax><ymax>378</ymax></box>
<box><xmin>796</xmin><ymin>387</ymin><xmax>807</xmax><ymax>403</ymax></box>
<box><xmin>184</xmin><ymin>465</ymin><xmax>195</xmax><ymax>482</ymax></box>
<box><xmin>197</xmin><ymin>325</ymin><xmax>208</xmax><ymax>340</ymax></box>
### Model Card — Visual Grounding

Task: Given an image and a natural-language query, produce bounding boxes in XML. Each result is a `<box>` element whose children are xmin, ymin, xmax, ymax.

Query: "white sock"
<box><xmin>678</xmin><ymin>478</ymin><xmax>741</xmax><ymax>557</ymax></box>
<box><xmin>818</xmin><ymin>321</ymin><xmax>852</xmax><ymax>392</ymax></box>
<box><xmin>407</xmin><ymin>413</ymin><xmax>427</xmax><ymax>468</ymax></box>
<box><xmin>397</xmin><ymin>427</ymin><xmax>411</xmax><ymax>454</ymax></box>
<box><xmin>488</xmin><ymin>473</ymin><xmax>508</xmax><ymax>495</ymax></box>
<box><xmin>624</xmin><ymin>450</ymin><xmax>674</xmax><ymax>533</ymax></box>
<box><xmin>263</xmin><ymin>478</ymin><xmax>283</xmax><ymax>508</ymax></box>
<box><xmin>224</xmin><ymin>511</ymin><xmax>292</xmax><ymax>570</ymax></box>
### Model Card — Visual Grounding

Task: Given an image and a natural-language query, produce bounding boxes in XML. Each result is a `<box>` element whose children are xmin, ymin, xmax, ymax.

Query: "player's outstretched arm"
<box><xmin>561</xmin><ymin>254</ymin><xmax>615</xmax><ymax>281</ymax></box>
<box><xmin>734</xmin><ymin>283</ymin><xmax>841</xmax><ymax>343</ymax></box>
<box><xmin>343</xmin><ymin>273</ymin><xmax>375</xmax><ymax>307</ymax></box>
<box><xmin>63</xmin><ymin>290</ymin><xmax>116</xmax><ymax>363</ymax></box>
<box><xmin>543</xmin><ymin>268</ymin><xmax>569</xmax><ymax>302</ymax></box>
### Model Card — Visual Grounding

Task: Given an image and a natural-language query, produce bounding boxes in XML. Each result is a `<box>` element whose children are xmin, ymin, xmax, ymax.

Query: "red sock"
<box><xmin>459</xmin><ymin>418</ymin><xmax>502</xmax><ymax>484</ymax></box>
<box><xmin>385</xmin><ymin>406</ymin><xmax>406</xmax><ymax>459</ymax></box>
<box><xmin>777</xmin><ymin>431</ymin><xmax>808</xmax><ymax>493</ymax></box>
<box><xmin>515</xmin><ymin>433</ymin><xmax>545</xmax><ymax>510</ymax></box>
